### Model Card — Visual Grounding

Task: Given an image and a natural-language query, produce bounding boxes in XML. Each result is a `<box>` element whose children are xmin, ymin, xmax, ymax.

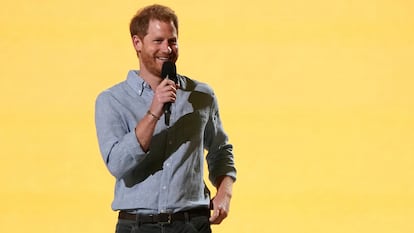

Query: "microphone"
<box><xmin>161</xmin><ymin>61</ymin><xmax>177</xmax><ymax>126</ymax></box>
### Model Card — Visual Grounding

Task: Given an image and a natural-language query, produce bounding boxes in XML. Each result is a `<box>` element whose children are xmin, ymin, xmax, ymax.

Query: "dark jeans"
<box><xmin>115</xmin><ymin>215</ymin><xmax>212</xmax><ymax>233</ymax></box>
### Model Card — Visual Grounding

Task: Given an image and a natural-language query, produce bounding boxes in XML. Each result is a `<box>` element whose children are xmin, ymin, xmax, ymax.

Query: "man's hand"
<box><xmin>135</xmin><ymin>78</ymin><xmax>179</xmax><ymax>152</ymax></box>
<box><xmin>209</xmin><ymin>176</ymin><xmax>234</xmax><ymax>224</ymax></box>
<box><xmin>150</xmin><ymin>77</ymin><xmax>179</xmax><ymax>116</ymax></box>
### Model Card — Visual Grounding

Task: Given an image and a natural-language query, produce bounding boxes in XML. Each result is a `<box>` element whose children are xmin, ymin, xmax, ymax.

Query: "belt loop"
<box><xmin>135</xmin><ymin>213</ymin><xmax>141</xmax><ymax>226</ymax></box>
<box><xmin>184</xmin><ymin>212</ymin><xmax>190</xmax><ymax>223</ymax></box>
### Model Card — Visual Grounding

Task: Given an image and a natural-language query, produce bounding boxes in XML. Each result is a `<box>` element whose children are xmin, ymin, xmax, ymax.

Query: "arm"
<box><xmin>95</xmin><ymin>91</ymin><xmax>146</xmax><ymax>179</ymax></box>
<box><xmin>135</xmin><ymin>78</ymin><xmax>179</xmax><ymax>151</ymax></box>
<box><xmin>209</xmin><ymin>176</ymin><xmax>234</xmax><ymax>224</ymax></box>
<box><xmin>204</xmin><ymin>92</ymin><xmax>237</xmax><ymax>224</ymax></box>
<box><xmin>95</xmin><ymin>78</ymin><xmax>178</xmax><ymax>178</ymax></box>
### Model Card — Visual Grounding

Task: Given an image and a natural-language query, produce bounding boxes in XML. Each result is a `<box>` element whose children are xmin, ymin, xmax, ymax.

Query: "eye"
<box><xmin>169</xmin><ymin>39</ymin><xmax>177</xmax><ymax>46</ymax></box>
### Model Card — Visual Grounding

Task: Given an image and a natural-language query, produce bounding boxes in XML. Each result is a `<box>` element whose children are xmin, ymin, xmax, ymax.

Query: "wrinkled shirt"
<box><xmin>95</xmin><ymin>70</ymin><xmax>236</xmax><ymax>213</ymax></box>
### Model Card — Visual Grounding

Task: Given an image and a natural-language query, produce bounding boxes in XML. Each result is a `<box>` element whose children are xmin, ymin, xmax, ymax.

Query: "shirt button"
<box><xmin>162</xmin><ymin>186</ymin><xmax>167</xmax><ymax>190</ymax></box>
<box><xmin>168</xmin><ymin>140</ymin><xmax>173</xmax><ymax>145</ymax></box>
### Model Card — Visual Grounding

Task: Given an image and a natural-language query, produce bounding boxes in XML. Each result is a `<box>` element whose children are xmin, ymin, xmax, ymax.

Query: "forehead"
<box><xmin>146</xmin><ymin>19</ymin><xmax>177</xmax><ymax>37</ymax></box>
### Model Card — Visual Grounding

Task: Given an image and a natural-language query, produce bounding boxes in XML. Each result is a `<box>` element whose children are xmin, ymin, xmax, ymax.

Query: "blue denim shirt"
<box><xmin>95</xmin><ymin>70</ymin><xmax>236</xmax><ymax>213</ymax></box>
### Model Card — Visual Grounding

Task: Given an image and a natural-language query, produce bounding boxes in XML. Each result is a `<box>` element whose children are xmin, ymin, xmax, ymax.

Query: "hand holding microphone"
<box><xmin>161</xmin><ymin>61</ymin><xmax>178</xmax><ymax>126</ymax></box>
<box><xmin>150</xmin><ymin>61</ymin><xmax>178</xmax><ymax>126</ymax></box>
<box><xmin>148</xmin><ymin>61</ymin><xmax>178</xmax><ymax>125</ymax></box>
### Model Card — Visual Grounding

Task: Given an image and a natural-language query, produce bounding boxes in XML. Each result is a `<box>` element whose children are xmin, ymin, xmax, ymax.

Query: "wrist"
<box><xmin>147</xmin><ymin>110</ymin><xmax>160</xmax><ymax>120</ymax></box>
<box><xmin>216</xmin><ymin>176</ymin><xmax>234</xmax><ymax>197</ymax></box>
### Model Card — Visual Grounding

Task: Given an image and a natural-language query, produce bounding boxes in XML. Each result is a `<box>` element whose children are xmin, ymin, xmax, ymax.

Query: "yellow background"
<box><xmin>1</xmin><ymin>0</ymin><xmax>413</xmax><ymax>232</ymax></box>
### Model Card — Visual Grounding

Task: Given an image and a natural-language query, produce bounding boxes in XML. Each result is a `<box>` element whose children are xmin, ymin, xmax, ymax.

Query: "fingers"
<box><xmin>155</xmin><ymin>79</ymin><xmax>179</xmax><ymax>104</ymax></box>
<box><xmin>149</xmin><ymin>78</ymin><xmax>180</xmax><ymax>117</ymax></box>
<box><xmin>160</xmin><ymin>76</ymin><xmax>177</xmax><ymax>87</ymax></box>
<box><xmin>209</xmin><ymin>204</ymin><xmax>228</xmax><ymax>225</ymax></box>
<box><xmin>160</xmin><ymin>86</ymin><xmax>177</xmax><ymax>102</ymax></box>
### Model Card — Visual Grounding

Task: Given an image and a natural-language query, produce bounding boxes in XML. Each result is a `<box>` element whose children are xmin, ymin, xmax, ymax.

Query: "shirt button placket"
<box><xmin>159</xmin><ymin>132</ymin><xmax>174</xmax><ymax>212</ymax></box>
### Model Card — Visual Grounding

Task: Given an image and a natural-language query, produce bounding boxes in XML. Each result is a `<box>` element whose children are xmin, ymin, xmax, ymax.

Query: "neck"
<box><xmin>138</xmin><ymin>69</ymin><xmax>162</xmax><ymax>90</ymax></box>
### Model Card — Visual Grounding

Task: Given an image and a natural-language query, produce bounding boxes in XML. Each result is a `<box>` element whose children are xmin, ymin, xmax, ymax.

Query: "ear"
<box><xmin>132</xmin><ymin>35</ymin><xmax>142</xmax><ymax>53</ymax></box>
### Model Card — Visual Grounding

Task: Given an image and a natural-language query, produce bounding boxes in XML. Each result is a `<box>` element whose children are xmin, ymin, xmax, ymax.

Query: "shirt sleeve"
<box><xmin>204</xmin><ymin>92</ymin><xmax>237</xmax><ymax>187</ymax></box>
<box><xmin>95</xmin><ymin>91</ymin><xmax>148</xmax><ymax>179</ymax></box>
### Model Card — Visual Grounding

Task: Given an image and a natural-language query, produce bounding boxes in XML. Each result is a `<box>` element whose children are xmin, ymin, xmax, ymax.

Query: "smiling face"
<box><xmin>132</xmin><ymin>19</ymin><xmax>178</xmax><ymax>79</ymax></box>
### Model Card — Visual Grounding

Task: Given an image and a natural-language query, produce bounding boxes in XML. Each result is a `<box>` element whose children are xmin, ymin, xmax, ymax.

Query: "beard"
<box><xmin>138</xmin><ymin>50</ymin><xmax>162</xmax><ymax>77</ymax></box>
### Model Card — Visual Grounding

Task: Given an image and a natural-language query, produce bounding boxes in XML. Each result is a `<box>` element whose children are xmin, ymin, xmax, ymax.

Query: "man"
<box><xmin>95</xmin><ymin>4</ymin><xmax>236</xmax><ymax>233</ymax></box>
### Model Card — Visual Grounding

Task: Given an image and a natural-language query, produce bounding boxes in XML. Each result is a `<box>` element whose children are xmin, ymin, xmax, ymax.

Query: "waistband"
<box><xmin>118</xmin><ymin>208</ymin><xmax>210</xmax><ymax>224</ymax></box>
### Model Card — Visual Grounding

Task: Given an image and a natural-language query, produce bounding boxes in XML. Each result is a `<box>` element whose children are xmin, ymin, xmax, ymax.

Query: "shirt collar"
<box><xmin>126</xmin><ymin>70</ymin><xmax>152</xmax><ymax>96</ymax></box>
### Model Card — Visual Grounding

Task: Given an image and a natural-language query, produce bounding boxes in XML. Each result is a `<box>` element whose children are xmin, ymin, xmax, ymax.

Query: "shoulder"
<box><xmin>96</xmin><ymin>80</ymin><xmax>129</xmax><ymax>104</ymax></box>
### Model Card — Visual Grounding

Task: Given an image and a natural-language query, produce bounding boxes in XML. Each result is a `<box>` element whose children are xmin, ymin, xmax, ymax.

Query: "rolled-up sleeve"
<box><xmin>95</xmin><ymin>91</ymin><xmax>147</xmax><ymax>179</ymax></box>
<box><xmin>204</xmin><ymin>93</ymin><xmax>237</xmax><ymax>186</ymax></box>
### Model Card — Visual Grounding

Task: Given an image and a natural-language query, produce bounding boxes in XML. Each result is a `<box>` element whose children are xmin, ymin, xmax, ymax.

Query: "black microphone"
<box><xmin>161</xmin><ymin>61</ymin><xmax>177</xmax><ymax>126</ymax></box>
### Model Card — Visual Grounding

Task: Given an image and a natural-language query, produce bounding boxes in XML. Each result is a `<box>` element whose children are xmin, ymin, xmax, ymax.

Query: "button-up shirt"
<box><xmin>95</xmin><ymin>70</ymin><xmax>236</xmax><ymax>213</ymax></box>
